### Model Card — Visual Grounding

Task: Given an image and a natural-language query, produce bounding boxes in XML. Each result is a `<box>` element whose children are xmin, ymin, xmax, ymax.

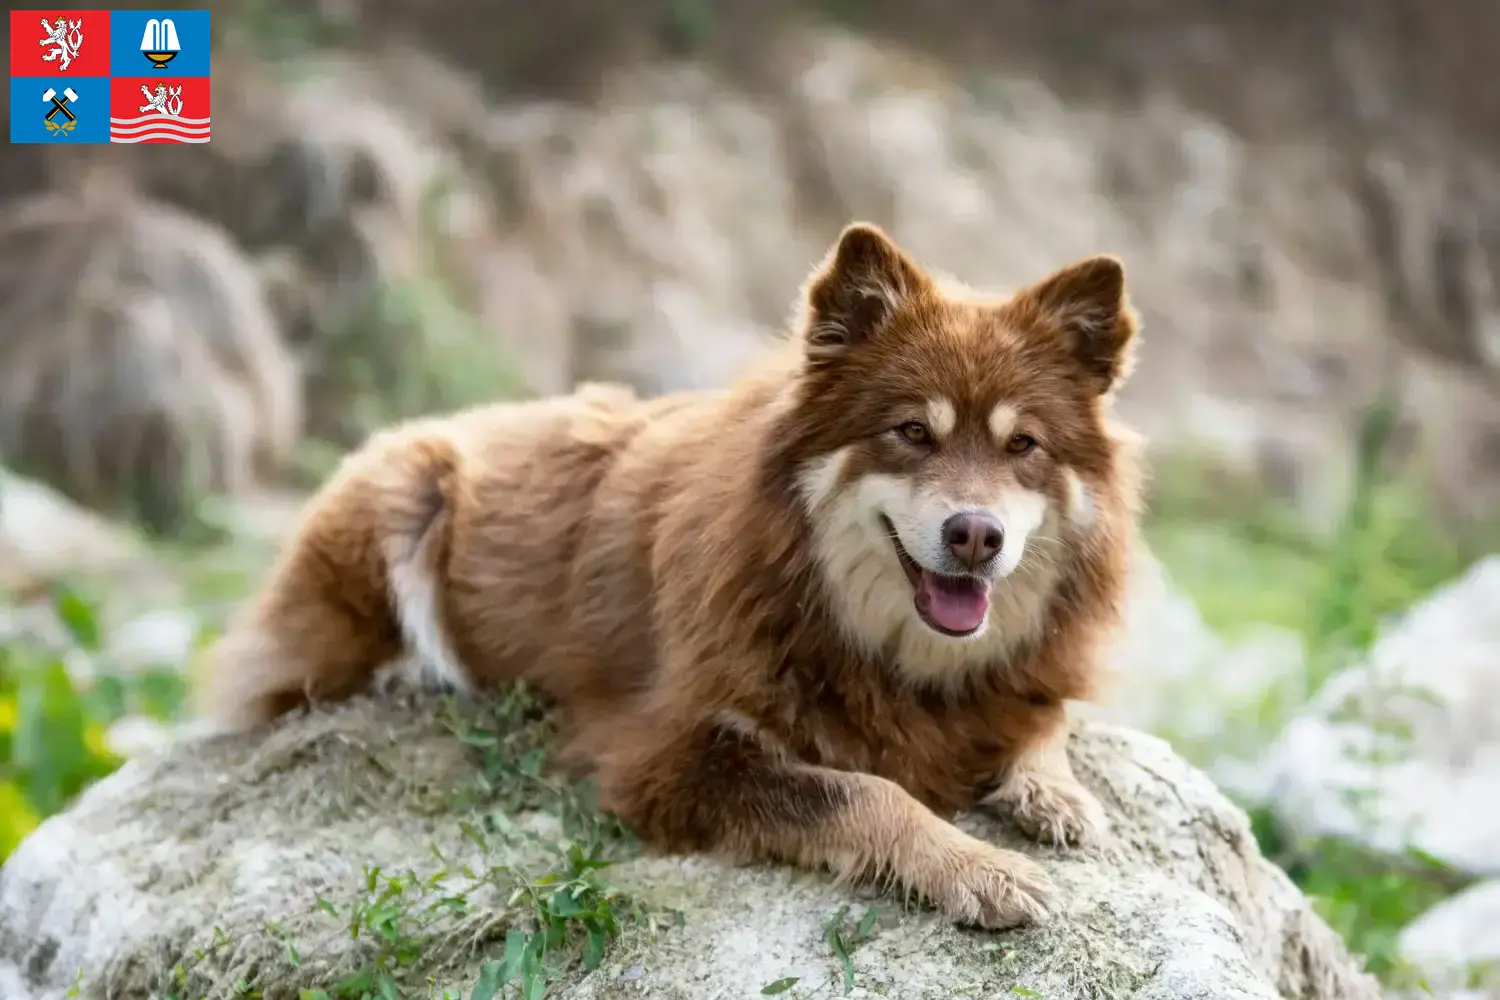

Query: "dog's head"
<box><xmin>783</xmin><ymin>224</ymin><xmax>1139</xmax><ymax>675</ymax></box>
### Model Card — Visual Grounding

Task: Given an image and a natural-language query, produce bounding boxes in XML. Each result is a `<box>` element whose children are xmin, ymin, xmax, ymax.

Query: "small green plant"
<box><xmin>467</xmin><ymin>842</ymin><xmax>643</xmax><ymax>1000</ymax></box>
<box><xmin>141</xmin><ymin>683</ymin><xmax>664</xmax><ymax>1000</ymax></box>
<box><xmin>824</xmin><ymin>904</ymin><xmax>881</xmax><ymax>994</ymax></box>
<box><xmin>446</xmin><ymin>684</ymin><xmax>636</xmax><ymax>862</ymax></box>
<box><xmin>152</xmin><ymin>837</ymin><xmax>653</xmax><ymax>1000</ymax></box>
<box><xmin>0</xmin><ymin>584</ymin><xmax>189</xmax><ymax>860</ymax></box>
<box><xmin>295</xmin><ymin>845</ymin><xmax>644</xmax><ymax>1000</ymax></box>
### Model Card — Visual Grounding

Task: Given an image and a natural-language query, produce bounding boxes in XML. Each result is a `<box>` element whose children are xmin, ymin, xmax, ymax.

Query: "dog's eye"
<box><xmin>1005</xmin><ymin>434</ymin><xmax>1036</xmax><ymax>455</ymax></box>
<box><xmin>897</xmin><ymin>421</ymin><xmax>931</xmax><ymax>445</ymax></box>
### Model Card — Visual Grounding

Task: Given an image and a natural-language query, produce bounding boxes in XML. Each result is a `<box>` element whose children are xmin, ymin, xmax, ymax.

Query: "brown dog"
<box><xmin>202</xmin><ymin>222</ymin><xmax>1144</xmax><ymax>929</ymax></box>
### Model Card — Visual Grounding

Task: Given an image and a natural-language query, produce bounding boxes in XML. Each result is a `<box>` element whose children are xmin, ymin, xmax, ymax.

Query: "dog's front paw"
<box><xmin>921</xmin><ymin>837</ymin><xmax>1054</xmax><ymax>930</ymax></box>
<box><xmin>983</xmin><ymin>772</ymin><xmax>1107</xmax><ymax>848</ymax></box>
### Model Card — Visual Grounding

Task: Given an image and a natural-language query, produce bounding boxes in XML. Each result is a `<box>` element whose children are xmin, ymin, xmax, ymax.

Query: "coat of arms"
<box><xmin>39</xmin><ymin>16</ymin><xmax>84</xmax><ymax>73</ymax></box>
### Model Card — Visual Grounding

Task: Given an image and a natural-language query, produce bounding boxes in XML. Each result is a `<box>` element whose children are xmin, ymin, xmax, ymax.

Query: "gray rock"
<box><xmin>1261</xmin><ymin>556</ymin><xmax>1500</xmax><ymax>877</ymax></box>
<box><xmin>101</xmin><ymin>608</ymin><xmax>202</xmax><ymax>676</ymax></box>
<box><xmin>0</xmin><ymin>688</ymin><xmax>1377</xmax><ymax>1000</ymax></box>
<box><xmin>1399</xmin><ymin>879</ymin><xmax>1500</xmax><ymax>994</ymax></box>
<box><xmin>0</xmin><ymin>467</ymin><xmax>143</xmax><ymax>585</ymax></box>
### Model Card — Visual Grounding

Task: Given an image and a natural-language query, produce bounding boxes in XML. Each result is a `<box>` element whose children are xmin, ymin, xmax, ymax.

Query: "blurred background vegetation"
<box><xmin>4</xmin><ymin>0</ymin><xmax>1500</xmax><ymax>992</ymax></box>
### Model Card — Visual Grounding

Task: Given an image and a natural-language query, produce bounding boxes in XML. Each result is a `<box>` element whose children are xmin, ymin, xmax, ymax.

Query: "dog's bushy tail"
<box><xmin>197</xmin><ymin>427</ymin><xmax>461</xmax><ymax>729</ymax></box>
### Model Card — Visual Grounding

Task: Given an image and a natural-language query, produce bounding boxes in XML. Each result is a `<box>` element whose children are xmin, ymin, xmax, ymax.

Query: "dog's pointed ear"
<box><xmin>1012</xmin><ymin>255</ymin><xmax>1139</xmax><ymax>394</ymax></box>
<box><xmin>800</xmin><ymin>223</ymin><xmax>928</xmax><ymax>364</ymax></box>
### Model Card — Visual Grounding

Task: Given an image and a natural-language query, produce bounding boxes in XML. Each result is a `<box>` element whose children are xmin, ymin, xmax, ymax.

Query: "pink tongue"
<box><xmin>916</xmin><ymin>572</ymin><xmax>991</xmax><ymax>633</ymax></box>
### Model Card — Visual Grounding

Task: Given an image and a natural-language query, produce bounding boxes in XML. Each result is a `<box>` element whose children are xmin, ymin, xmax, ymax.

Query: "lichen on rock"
<box><xmin>0</xmin><ymin>683</ymin><xmax>1380</xmax><ymax>999</ymax></box>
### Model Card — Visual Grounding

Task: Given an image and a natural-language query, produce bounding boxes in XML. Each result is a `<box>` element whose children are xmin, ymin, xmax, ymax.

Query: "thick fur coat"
<box><xmin>203</xmin><ymin>223</ymin><xmax>1144</xmax><ymax>928</ymax></box>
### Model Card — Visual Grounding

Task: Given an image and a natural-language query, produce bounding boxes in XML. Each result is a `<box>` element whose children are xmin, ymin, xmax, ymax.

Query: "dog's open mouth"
<box><xmin>879</xmin><ymin>516</ymin><xmax>991</xmax><ymax>637</ymax></box>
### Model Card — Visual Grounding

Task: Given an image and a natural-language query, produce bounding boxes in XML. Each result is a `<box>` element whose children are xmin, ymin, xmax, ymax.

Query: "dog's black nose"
<box><xmin>942</xmin><ymin>512</ymin><xmax>1003</xmax><ymax>568</ymax></box>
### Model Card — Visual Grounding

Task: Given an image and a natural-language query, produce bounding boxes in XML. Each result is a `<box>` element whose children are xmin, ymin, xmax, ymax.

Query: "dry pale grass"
<box><xmin>0</xmin><ymin>175</ymin><xmax>301</xmax><ymax>536</ymax></box>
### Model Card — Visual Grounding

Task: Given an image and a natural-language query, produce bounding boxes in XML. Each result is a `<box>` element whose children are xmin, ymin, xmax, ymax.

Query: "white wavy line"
<box><xmin>109</xmin><ymin>127</ymin><xmax>211</xmax><ymax>137</ymax></box>
<box><xmin>109</xmin><ymin>131</ymin><xmax>211</xmax><ymax>141</ymax></box>
<box><xmin>108</xmin><ymin>133</ymin><xmax>210</xmax><ymax>143</ymax></box>
<box><xmin>107</xmin><ymin>114</ymin><xmax>210</xmax><ymax>125</ymax></box>
<box><xmin>109</xmin><ymin>122</ymin><xmax>210</xmax><ymax>135</ymax></box>
<box><xmin>109</xmin><ymin>120</ymin><xmax>210</xmax><ymax>135</ymax></box>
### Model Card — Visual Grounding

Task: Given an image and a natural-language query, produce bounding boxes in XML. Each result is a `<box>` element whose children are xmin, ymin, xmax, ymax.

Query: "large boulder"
<box><xmin>1259</xmin><ymin>555</ymin><xmax>1500</xmax><ymax>878</ymax></box>
<box><xmin>1398</xmin><ymin>878</ymin><xmax>1500</xmax><ymax>993</ymax></box>
<box><xmin>0</xmin><ymin>687</ymin><xmax>1379</xmax><ymax>1000</ymax></box>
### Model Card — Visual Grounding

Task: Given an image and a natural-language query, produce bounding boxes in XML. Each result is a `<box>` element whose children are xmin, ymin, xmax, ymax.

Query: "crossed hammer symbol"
<box><xmin>43</xmin><ymin>87</ymin><xmax>78</xmax><ymax>122</ymax></box>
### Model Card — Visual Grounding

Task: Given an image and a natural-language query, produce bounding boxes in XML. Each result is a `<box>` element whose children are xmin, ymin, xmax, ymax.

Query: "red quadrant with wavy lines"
<box><xmin>109</xmin><ymin>74</ymin><xmax>209</xmax><ymax>143</ymax></box>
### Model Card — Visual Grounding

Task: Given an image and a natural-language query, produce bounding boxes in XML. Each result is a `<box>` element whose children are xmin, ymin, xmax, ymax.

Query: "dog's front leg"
<box><xmin>599</xmin><ymin>709</ymin><xmax>1054</xmax><ymax>929</ymax></box>
<box><xmin>982</xmin><ymin>714</ymin><xmax>1107</xmax><ymax>847</ymax></box>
